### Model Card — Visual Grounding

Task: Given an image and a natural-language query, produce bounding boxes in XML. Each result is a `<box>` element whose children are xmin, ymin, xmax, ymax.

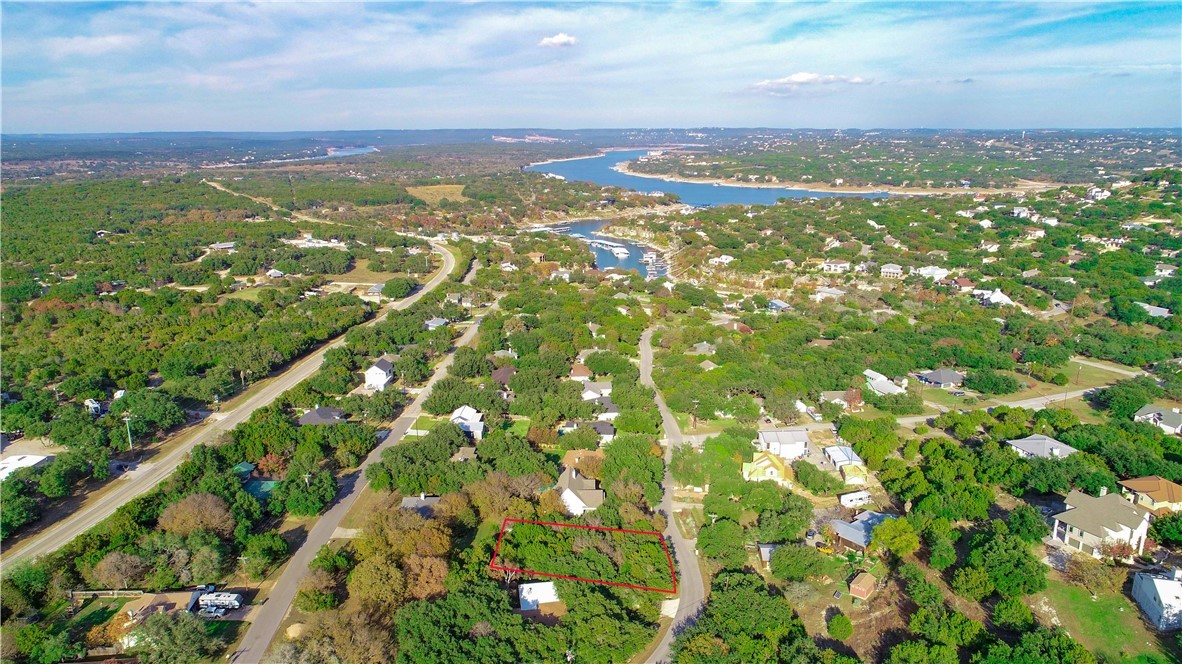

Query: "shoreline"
<box><xmin>612</xmin><ymin>161</ymin><xmax>1061</xmax><ymax>196</ymax></box>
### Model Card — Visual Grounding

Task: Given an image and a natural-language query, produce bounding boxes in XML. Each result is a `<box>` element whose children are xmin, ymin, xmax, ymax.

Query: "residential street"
<box><xmin>231</xmin><ymin>296</ymin><xmax>496</xmax><ymax>663</ymax></box>
<box><xmin>2</xmin><ymin>245</ymin><xmax>455</xmax><ymax>567</ymax></box>
<box><xmin>640</xmin><ymin>328</ymin><xmax>707</xmax><ymax>664</ymax></box>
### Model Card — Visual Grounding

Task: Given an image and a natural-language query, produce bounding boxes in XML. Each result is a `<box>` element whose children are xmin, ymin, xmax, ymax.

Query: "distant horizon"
<box><xmin>6</xmin><ymin>126</ymin><xmax>1181</xmax><ymax>139</ymax></box>
<box><xmin>3</xmin><ymin>2</ymin><xmax>1178</xmax><ymax>133</ymax></box>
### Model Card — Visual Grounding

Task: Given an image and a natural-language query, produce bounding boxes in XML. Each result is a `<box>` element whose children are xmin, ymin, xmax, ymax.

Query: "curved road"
<box><xmin>232</xmin><ymin>292</ymin><xmax>496</xmax><ymax>663</ymax></box>
<box><xmin>2</xmin><ymin>244</ymin><xmax>455</xmax><ymax>567</ymax></box>
<box><xmin>640</xmin><ymin>328</ymin><xmax>706</xmax><ymax>664</ymax></box>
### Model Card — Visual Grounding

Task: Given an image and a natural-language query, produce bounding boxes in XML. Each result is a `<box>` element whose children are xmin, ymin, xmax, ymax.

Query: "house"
<box><xmin>491</xmin><ymin>366</ymin><xmax>517</xmax><ymax>388</ymax></box>
<box><xmin>829</xmin><ymin>511</ymin><xmax>896</xmax><ymax>552</ymax></box>
<box><xmin>573</xmin><ymin>421</ymin><xmax>616</xmax><ymax>445</ymax></box>
<box><xmin>974</xmin><ymin>288</ymin><xmax>1014</xmax><ymax>307</ymax></box>
<box><xmin>1157</xmin><ymin>264</ymin><xmax>1177</xmax><ymax>278</ymax></box>
<box><xmin>824</xmin><ymin>446</ymin><xmax>864</xmax><ymax>470</ymax></box>
<box><xmin>820</xmin><ymin>388</ymin><xmax>863</xmax><ymax>413</ymax></box>
<box><xmin>364</xmin><ymin>358</ymin><xmax>394</xmax><ymax>391</ymax></box>
<box><xmin>367</xmin><ymin>284</ymin><xmax>384</xmax><ymax>296</ymax></box>
<box><xmin>445</xmin><ymin>292</ymin><xmax>464</xmax><ymax>306</ymax></box>
<box><xmin>811</xmin><ymin>287</ymin><xmax>846</xmax><ymax>302</ymax></box>
<box><xmin>880</xmin><ymin>264</ymin><xmax>904</xmax><ymax>279</ymax></box>
<box><xmin>209</xmin><ymin>241</ymin><xmax>237</xmax><ymax>251</ymax></box>
<box><xmin>1137</xmin><ymin>302</ymin><xmax>1172</xmax><ymax>318</ymax></box>
<box><xmin>587</xmin><ymin>322</ymin><xmax>602</xmax><ymax>338</ymax></box>
<box><xmin>1132</xmin><ymin>569</ymin><xmax>1182</xmax><ymax>631</ymax></box>
<box><xmin>526</xmin><ymin>252</ymin><xmax>545</xmax><ymax>264</ymax></box>
<box><xmin>841</xmin><ymin>464</ymin><xmax>868</xmax><ymax>485</ymax></box>
<box><xmin>580</xmin><ymin>381</ymin><xmax>613</xmax><ymax>402</ymax></box>
<box><xmin>1120</xmin><ymin>476</ymin><xmax>1182</xmax><ymax>514</ymax></box>
<box><xmin>592</xmin><ymin>397</ymin><xmax>620</xmax><ymax>421</ymax></box>
<box><xmin>708</xmin><ymin>255</ymin><xmax>735</xmax><ymax>266</ymax></box>
<box><xmin>84</xmin><ymin>398</ymin><xmax>106</xmax><ymax>416</ymax></box>
<box><xmin>500</xmin><ymin>262</ymin><xmax>519</xmax><ymax>272</ymax></box>
<box><xmin>949</xmin><ymin>277</ymin><xmax>977</xmax><ymax>293</ymax></box>
<box><xmin>517</xmin><ymin>581</ymin><xmax>567</xmax><ymax>623</ymax></box>
<box><xmin>918</xmin><ymin>368</ymin><xmax>965</xmax><ymax>388</ymax></box>
<box><xmin>266</xmin><ymin>268</ymin><xmax>286</xmax><ymax>278</ymax></box>
<box><xmin>721</xmin><ymin>321</ymin><xmax>754</xmax><ymax>335</ymax></box>
<box><xmin>913</xmin><ymin>266</ymin><xmax>950</xmax><ymax>281</ymax></box>
<box><xmin>1133</xmin><ymin>405</ymin><xmax>1182</xmax><ymax>435</ymax></box>
<box><xmin>757</xmin><ymin>543</ymin><xmax>780</xmax><ymax>569</ymax></box>
<box><xmin>1051</xmin><ymin>489</ymin><xmax>1151</xmax><ymax>557</ymax></box>
<box><xmin>756</xmin><ymin>428</ymin><xmax>810</xmax><ymax>460</ymax></box>
<box><xmin>699</xmin><ymin>360</ymin><xmax>718</xmax><ymax>371</ymax></box>
<box><xmin>688</xmin><ymin>341</ymin><xmax>716</xmax><ymax>355</ymax></box>
<box><xmin>822</xmin><ymin>259</ymin><xmax>851</xmax><ymax>274</ymax></box>
<box><xmin>767</xmin><ymin>298</ymin><xmax>792</xmax><ymax>313</ymax></box>
<box><xmin>742</xmin><ymin>451</ymin><xmax>793</xmax><ymax>487</ymax></box>
<box><xmin>400</xmin><ymin>492</ymin><xmax>440</xmax><ymax>517</ymax></box>
<box><xmin>0</xmin><ymin>455</ymin><xmax>51</xmax><ymax>482</ymax></box>
<box><xmin>569</xmin><ymin>364</ymin><xmax>594</xmax><ymax>382</ymax></box>
<box><xmin>450</xmin><ymin>446</ymin><xmax>478</xmax><ymax>463</ymax></box>
<box><xmin>299</xmin><ymin>406</ymin><xmax>345</xmax><ymax>426</ymax></box>
<box><xmin>1007</xmin><ymin>434</ymin><xmax>1078</xmax><ymax>459</ymax></box>
<box><xmin>556</xmin><ymin>467</ymin><xmax>605</xmax><ymax>516</ymax></box>
<box><xmin>1087</xmin><ymin>187</ymin><xmax>1112</xmax><ymax>201</ymax></box>
<box><xmin>849</xmin><ymin>572</ymin><xmax>878</xmax><ymax>601</ymax></box>
<box><xmin>863</xmin><ymin>369</ymin><xmax>905</xmax><ymax>396</ymax></box>
<box><xmin>424</xmin><ymin>317</ymin><xmax>449</xmax><ymax>331</ymax></box>
<box><xmin>450</xmin><ymin>406</ymin><xmax>485</xmax><ymax>440</ymax></box>
<box><xmin>840</xmin><ymin>490</ymin><xmax>873</xmax><ymax>508</ymax></box>
<box><xmin>552</xmin><ymin>270</ymin><xmax>571</xmax><ymax>282</ymax></box>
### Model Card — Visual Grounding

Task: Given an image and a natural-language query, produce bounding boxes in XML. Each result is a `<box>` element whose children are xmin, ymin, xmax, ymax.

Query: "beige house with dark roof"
<box><xmin>557</xmin><ymin>467</ymin><xmax>604</xmax><ymax>516</ymax></box>
<box><xmin>1051</xmin><ymin>489</ymin><xmax>1151</xmax><ymax>558</ymax></box>
<box><xmin>1120</xmin><ymin>475</ymin><xmax>1182</xmax><ymax>515</ymax></box>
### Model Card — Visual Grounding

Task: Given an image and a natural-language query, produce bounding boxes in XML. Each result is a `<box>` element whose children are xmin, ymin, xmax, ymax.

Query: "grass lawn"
<box><xmin>920</xmin><ymin>387</ymin><xmax>977</xmax><ymax>410</ymax></box>
<box><xmin>988</xmin><ymin>361</ymin><xmax>1129</xmax><ymax>404</ymax></box>
<box><xmin>413</xmin><ymin>415</ymin><xmax>442</xmax><ymax>431</ymax></box>
<box><xmin>406</xmin><ymin>184</ymin><xmax>469</xmax><ymax>205</ymax></box>
<box><xmin>1055</xmin><ymin>396</ymin><xmax>1107</xmax><ymax>424</ymax></box>
<box><xmin>339</xmin><ymin>484</ymin><xmax>387</xmax><ymax>529</ymax></box>
<box><xmin>336</xmin><ymin>258</ymin><xmax>421</xmax><ymax>285</ymax></box>
<box><xmin>1036</xmin><ymin>579</ymin><xmax>1181</xmax><ymax>663</ymax></box>
<box><xmin>225</xmin><ymin>287</ymin><xmax>264</xmax><ymax>302</ymax></box>
<box><xmin>506</xmin><ymin>418</ymin><xmax>531</xmax><ymax>437</ymax></box>
<box><xmin>66</xmin><ymin>596</ymin><xmax>133</xmax><ymax>637</ymax></box>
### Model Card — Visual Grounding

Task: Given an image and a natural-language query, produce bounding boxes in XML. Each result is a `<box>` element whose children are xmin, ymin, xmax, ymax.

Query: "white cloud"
<box><xmin>749</xmin><ymin>72</ymin><xmax>872</xmax><ymax>96</ymax></box>
<box><xmin>538</xmin><ymin>32</ymin><xmax>578</xmax><ymax>48</ymax></box>
<box><xmin>45</xmin><ymin>33</ymin><xmax>143</xmax><ymax>59</ymax></box>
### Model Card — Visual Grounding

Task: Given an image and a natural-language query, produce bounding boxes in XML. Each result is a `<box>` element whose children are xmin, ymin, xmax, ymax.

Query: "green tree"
<box><xmin>381</xmin><ymin>277</ymin><xmax>416</xmax><ymax>299</ymax></box>
<box><xmin>696</xmin><ymin>519</ymin><xmax>746</xmax><ymax>570</ymax></box>
<box><xmin>871</xmin><ymin>517</ymin><xmax>920</xmax><ymax>557</ymax></box>
<box><xmin>828</xmin><ymin>613</ymin><xmax>853</xmax><ymax>641</ymax></box>
<box><xmin>951</xmin><ymin>566</ymin><xmax>994</xmax><ymax>602</ymax></box>
<box><xmin>977</xmin><ymin>626</ymin><xmax>1096</xmax><ymax>664</ymax></box>
<box><xmin>135</xmin><ymin>611</ymin><xmax>225</xmax><ymax>664</ymax></box>
<box><xmin>993</xmin><ymin>597</ymin><xmax>1034</xmax><ymax>631</ymax></box>
<box><xmin>1007</xmin><ymin>504</ymin><xmax>1049</xmax><ymax>543</ymax></box>
<box><xmin>769</xmin><ymin>544</ymin><xmax>825</xmax><ymax>582</ymax></box>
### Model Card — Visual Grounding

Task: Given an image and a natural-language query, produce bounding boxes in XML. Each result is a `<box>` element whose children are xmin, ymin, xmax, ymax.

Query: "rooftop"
<box><xmin>1054</xmin><ymin>490</ymin><xmax>1149</xmax><ymax>537</ymax></box>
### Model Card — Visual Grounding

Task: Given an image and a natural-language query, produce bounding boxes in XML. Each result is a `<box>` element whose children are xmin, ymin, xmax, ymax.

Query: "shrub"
<box><xmin>828</xmin><ymin>614</ymin><xmax>853</xmax><ymax>641</ymax></box>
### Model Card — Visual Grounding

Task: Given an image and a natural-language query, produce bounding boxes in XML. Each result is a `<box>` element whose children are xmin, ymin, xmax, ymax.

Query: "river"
<box><xmin>525</xmin><ymin>149</ymin><xmax>885</xmax><ymax>275</ymax></box>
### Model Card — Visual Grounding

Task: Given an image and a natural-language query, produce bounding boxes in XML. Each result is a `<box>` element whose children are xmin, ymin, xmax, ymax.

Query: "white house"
<box><xmin>822</xmin><ymin>259</ymin><xmax>851</xmax><ymax>273</ymax></box>
<box><xmin>1137</xmin><ymin>302</ymin><xmax>1172</xmax><ymax>318</ymax></box>
<box><xmin>1051</xmin><ymin>489</ymin><xmax>1150</xmax><ymax>558</ymax></box>
<box><xmin>709</xmin><ymin>255</ymin><xmax>736</xmax><ymax>266</ymax></box>
<box><xmin>580</xmin><ymin>381</ymin><xmax>613</xmax><ymax>402</ymax></box>
<box><xmin>364</xmin><ymin>358</ymin><xmax>394</xmax><ymax>391</ymax></box>
<box><xmin>0</xmin><ymin>455</ymin><xmax>51</xmax><ymax>482</ymax></box>
<box><xmin>450</xmin><ymin>406</ymin><xmax>485</xmax><ymax>440</ymax></box>
<box><xmin>974</xmin><ymin>288</ymin><xmax>1014</xmax><ymax>307</ymax></box>
<box><xmin>839</xmin><ymin>490</ymin><xmax>873</xmax><ymax>508</ymax></box>
<box><xmin>500</xmin><ymin>262</ymin><xmax>519</xmax><ymax>272</ymax></box>
<box><xmin>424</xmin><ymin>317</ymin><xmax>449</xmax><ymax>331</ymax></box>
<box><xmin>880</xmin><ymin>264</ymin><xmax>904</xmax><ymax>279</ymax></box>
<box><xmin>1007</xmin><ymin>434</ymin><xmax>1078</xmax><ymax>459</ymax></box>
<box><xmin>519</xmin><ymin>581</ymin><xmax>562</xmax><ymax>612</ymax></box>
<box><xmin>824</xmin><ymin>446</ymin><xmax>864</xmax><ymax>470</ymax></box>
<box><xmin>1133</xmin><ymin>405</ymin><xmax>1182</xmax><ymax>435</ymax></box>
<box><xmin>811</xmin><ymin>287</ymin><xmax>846</xmax><ymax>302</ymax></box>
<box><xmin>1156</xmin><ymin>264</ymin><xmax>1177</xmax><ymax>278</ymax></box>
<box><xmin>1087</xmin><ymin>187</ymin><xmax>1113</xmax><ymax>201</ymax></box>
<box><xmin>912</xmin><ymin>266</ymin><xmax>950</xmax><ymax>281</ymax></box>
<box><xmin>557</xmin><ymin>467</ymin><xmax>605</xmax><ymax>516</ymax></box>
<box><xmin>266</xmin><ymin>268</ymin><xmax>286</xmax><ymax>278</ymax></box>
<box><xmin>863</xmin><ymin>369</ymin><xmax>905</xmax><ymax>396</ymax></box>
<box><xmin>1133</xmin><ymin>570</ymin><xmax>1182</xmax><ymax>631</ymax></box>
<box><xmin>756</xmin><ymin>429</ymin><xmax>810</xmax><ymax>460</ymax></box>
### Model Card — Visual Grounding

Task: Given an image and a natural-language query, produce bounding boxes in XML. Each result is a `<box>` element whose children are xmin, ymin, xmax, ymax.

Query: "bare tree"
<box><xmin>158</xmin><ymin>493</ymin><xmax>236</xmax><ymax>538</ymax></box>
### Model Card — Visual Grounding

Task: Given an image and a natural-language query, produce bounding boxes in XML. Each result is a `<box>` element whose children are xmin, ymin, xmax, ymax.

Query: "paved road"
<box><xmin>1071</xmin><ymin>356</ymin><xmax>1146</xmax><ymax>378</ymax></box>
<box><xmin>640</xmin><ymin>328</ymin><xmax>706</xmax><ymax>664</ymax></box>
<box><xmin>2</xmin><ymin>245</ymin><xmax>455</xmax><ymax>567</ymax></box>
<box><xmin>232</xmin><ymin>296</ymin><xmax>495</xmax><ymax>663</ymax></box>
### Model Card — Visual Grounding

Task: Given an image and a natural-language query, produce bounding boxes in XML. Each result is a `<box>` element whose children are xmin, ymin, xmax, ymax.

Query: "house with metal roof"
<box><xmin>1006</xmin><ymin>434</ymin><xmax>1078</xmax><ymax>459</ymax></box>
<box><xmin>1134</xmin><ymin>405</ymin><xmax>1182</xmax><ymax>435</ymax></box>
<box><xmin>829</xmin><ymin>511</ymin><xmax>896</xmax><ymax>552</ymax></box>
<box><xmin>824</xmin><ymin>446</ymin><xmax>864</xmax><ymax>469</ymax></box>
<box><xmin>1133</xmin><ymin>569</ymin><xmax>1182</xmax><ymax>631</ymax></box>
<box><xmin>450</xmin><ymin>406</ymin><xmax>485</xmax><ymax>440</ymax></box>
<box><xmin>756</xmin><ymin>428</ymin><xmax>810</xmax><ymax>460</ymax></box>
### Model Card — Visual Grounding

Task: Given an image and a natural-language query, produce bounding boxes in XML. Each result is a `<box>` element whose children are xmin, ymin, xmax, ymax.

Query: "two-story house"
<box><xmin>1051</xmin><ymin>489</ymin><xmax>1151</xmax><ymax>558</ymax></box>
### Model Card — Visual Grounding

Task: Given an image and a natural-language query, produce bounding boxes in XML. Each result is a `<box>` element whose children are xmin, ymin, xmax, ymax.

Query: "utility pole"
<box><xmin>238</xmin><ymin>555</ymin><xmax>250</xmax><ymax>585</ymax></box>
<box><xmin>123</xmin><ymin>415</ymin><xmax>134</xmax><ymax>453</ymax></box>
<box><xmin>303</xmin><ymin>473</ymin><xmax>312</xmax><ymax>487</ymax></box>
<box><xmin>691</xmin><ymin>399</ymin><xmax>700</xmax><ymax>430</ymax></box>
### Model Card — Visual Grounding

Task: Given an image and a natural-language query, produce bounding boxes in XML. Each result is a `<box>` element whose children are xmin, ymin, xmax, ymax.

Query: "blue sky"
<box><xmin>2</xmin><ymin>2</ymin><xmax>1179</xmax><ymax>133</ymax></box>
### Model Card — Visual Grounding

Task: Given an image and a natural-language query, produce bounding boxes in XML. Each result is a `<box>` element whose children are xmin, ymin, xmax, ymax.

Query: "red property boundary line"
<box><xmin>489</xmin><ymin>517</ymin><xmax>678</xmax><ymax>594</ymax></box>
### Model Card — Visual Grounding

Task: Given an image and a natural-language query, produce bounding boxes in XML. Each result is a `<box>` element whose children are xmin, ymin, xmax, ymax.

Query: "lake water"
<box><xmin>313</xmin><ymin>146</ymin><xmax>378</xmax><ymax>160</ymax></box>
<box><xmin>525</xmin><ymin>149</ymin><xmax>887</xmax><ymax>207</ymax></box>
<box><xmin>526</xmin><ymin>149</ymin><xmax>885</xmax><ymax>274</ymax></box>
<box><xmin>556</xmin><ymin>218</ymin><xmax>661</xmax><ymax>276</ymax></box>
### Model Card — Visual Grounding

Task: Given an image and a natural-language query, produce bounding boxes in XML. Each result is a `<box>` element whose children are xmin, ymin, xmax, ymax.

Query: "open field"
<box><xmin>334</xmin><ymin>258</ymin><xmax>416</xmax><ymax>285</ymax></box>
<box><xmin>1032</xmin><ymin>579</ymin><xmax>1181</xmax><ymax>664</ymax></box>
<box><xmin>406</xmin><ymin>184</ymin><xmax>468</xmax><ymax>205</ymax></box>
